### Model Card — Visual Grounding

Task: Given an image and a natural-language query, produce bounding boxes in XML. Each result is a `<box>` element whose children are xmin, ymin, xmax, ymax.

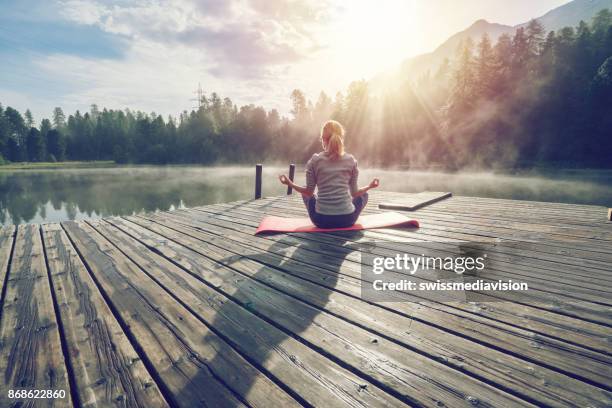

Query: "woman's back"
<box><xmin>278</xmin><ymin>119</ymin><xmax>378</xmax><ymax>228</ymax></box>
<box><xmin>306</xmin><ymin>151</ymin><xmax>358</xmax><ymax>215</ymax></box>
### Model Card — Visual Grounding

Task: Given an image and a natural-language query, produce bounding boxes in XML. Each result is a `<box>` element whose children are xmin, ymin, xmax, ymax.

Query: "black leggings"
<box><xmin>302</xmin><ymin>193</ymin><xmax>368</xmax><ymax>228</ymax></box>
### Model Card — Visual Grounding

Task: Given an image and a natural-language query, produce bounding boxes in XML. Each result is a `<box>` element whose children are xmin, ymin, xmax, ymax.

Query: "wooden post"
<box><xmin>287</xmin><ymin>163</ymin><xmax>295</xmax><ymax>195</ymax></box>
<box><xmin>608</xmin><ymin>208</ymin><xmax>611</xmax><ymax>222</ymax></box>
<box><xmin>255</xmin><ymin>164</ymin><xmax>262</xmax><ymax>199</ymax></box>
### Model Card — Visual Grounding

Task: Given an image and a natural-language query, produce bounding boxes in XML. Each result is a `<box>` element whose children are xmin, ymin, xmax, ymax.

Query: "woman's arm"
<box><xmin>279</xmin><ymin>175</ymin><xmax>314</xmax><ymax>197</ymax></box>
<box><xmin>351</xmin><ymin>178</ymin><xmax>379</xmax><ymax>198</ymax></box>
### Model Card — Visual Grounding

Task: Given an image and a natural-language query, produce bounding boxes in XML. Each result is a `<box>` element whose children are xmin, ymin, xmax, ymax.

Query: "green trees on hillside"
<box><xmin>0</xmin><ymin>10</ymin><xmax>610</xmax><ymax>168</ymax></box>
<box><xmin>379</xmin><ymin>10</ymin><xmax>612</xmax><ymax>168</ymax></box>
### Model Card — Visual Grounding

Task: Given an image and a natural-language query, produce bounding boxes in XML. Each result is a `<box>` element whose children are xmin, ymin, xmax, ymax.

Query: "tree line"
<box><xmin>0</xmin><ymin>98</ymin><xmax>283</xmax><ymax>165</ymax></box>
<box><xmin>437</xmin><ymin>10</ymin><xmax>612</xmax><ymax>168</ymax></box>
<box><xmin>1</xmin><ymin>10</ymin><xmax>611</xmax><ymax>168</ymax></box>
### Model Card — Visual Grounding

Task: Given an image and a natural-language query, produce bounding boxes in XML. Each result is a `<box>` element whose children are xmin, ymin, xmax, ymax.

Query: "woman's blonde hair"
<box><xmin>321</xmin><ymin>120</ymin><xmax>345</xmax><ymax>158</ymax></box>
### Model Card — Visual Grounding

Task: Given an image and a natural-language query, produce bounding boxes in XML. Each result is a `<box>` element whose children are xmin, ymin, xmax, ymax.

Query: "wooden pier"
<box><xmin>0</xmin><ymin>191</ymin><xmax>610</xmax><ymax>407</ymax></box>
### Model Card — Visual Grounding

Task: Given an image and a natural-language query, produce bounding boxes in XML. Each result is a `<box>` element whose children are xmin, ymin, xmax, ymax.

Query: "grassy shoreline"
<box><xmin>0</xmin><ymin>161</ymin><xmax>116</xmax><ymax>170</ymax></box>
<box><xmin>2</xmin><ymin>160</ymin><xmax>611</xmax><ymax>174</ymax></box>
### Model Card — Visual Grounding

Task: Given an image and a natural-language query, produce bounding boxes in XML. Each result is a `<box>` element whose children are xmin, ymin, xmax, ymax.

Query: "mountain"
<box><xmin>518</xmin><ymin>0</ymin><xmax>612</xmax><ymax>31</ymax></box>
<box><xmin>398</xmin><ymin>19</ymin><xmax>513</xmax><ymax>81</ymax></box>
<box><xmin>396</xmin><ymin>0</ymin><xmax>612</xmax><ymax>80</ymax></box>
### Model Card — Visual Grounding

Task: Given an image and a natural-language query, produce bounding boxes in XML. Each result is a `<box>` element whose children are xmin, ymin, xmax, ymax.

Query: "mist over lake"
<box><xmin>2</xmin><ymin>165</ymin><xmax>611</xmax><ymax>225</ymax></box>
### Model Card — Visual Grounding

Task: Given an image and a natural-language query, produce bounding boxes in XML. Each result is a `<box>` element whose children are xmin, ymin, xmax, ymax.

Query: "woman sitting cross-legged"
<box><xmin>279</xmin><ymin>120</ymin><xmax>379</xmax><ymax>228</ymax></box>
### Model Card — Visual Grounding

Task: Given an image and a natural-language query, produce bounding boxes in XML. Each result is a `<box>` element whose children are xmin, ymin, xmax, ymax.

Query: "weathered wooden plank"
<box><xmin>61</xmin><ymin>220</ymin><xmax>256</xmax><ymax>408</ymax></box>
<box><xmin>122</xmin><ymin>214</ymin><xmax>612</xmax><ymax>407</ymax></box>
<box><xmin>407</xmin><ymin>216</ymin><xmax>612</xmax><ymax>255</ymax></box>
<box><xmin>41</xmin><ymin>223</ymin><xmax>168</xmax><ymax>407</ymax></box>
<box><xmin>158</xmin><ymin>208</ymin><xmax>612</xmax><ymax>353</ymax></box>
<box><xmin>193</xmin><ymin>203</ymin><xmax>612</xmax><ymax>320</ymax></box>
<box><xmin>275</xmin><ymin>194</ymin><xmax>612</xmax><ymax>252</ymax></box>
<box><xmin>215</xmin><ymin>193</ymin><xmax>612</xmax><ymax>254</ymax></box>
<box><xmin>216</xmin><ymin>191</ymin><xmax>608</xmax><ymax>223</ymax></box>
<box><xmin>366</xmin><ymin>197</ymin><xmax>612</xmax><ymax>262</ymax></box>
<box><xmin>394</xmin><ymin>194</ymin><xmax>607</xmax><ymax>219</ymax></box>
<box><xmin>272</xmin><ymin>200</ymin><xmax>612</xmax><ymax>288</ymax></box>
<box><xmin>217</xmin><ymin>213</ymin><xmax>612</xmax><ymax>332</ymax></box>
<box><xmin>364</xmin><ymin>193</ymin><xmax>612</xmax><ymax>243</ymax></box>
<box><xmin>160</xmin><ymin>210</ymin><xmax>611</xmax><ymax>384</ymax></box>
<box><xmin>200</xmin><ymin>192</ymin><xmax>607</xmax><ymax>223</ymax></box>
<box><xmin>0</xmin><ymin>226</ymin><xmax>15</xmax><ymax>309</ymax></box>
<box><xmin>372</xmin><ymin>226</ymin><xmax>612</xmax><ymax>278</ymax></box>
<box><xmin>193</xmin><ymin>199</ymin><xmax>612</xmax><ymax>293</ymax></box>
<box><xmin>198</xmin><ymin>197</ymin><xmax>612</xmax><ymax>267</ymax></box>
<box><xmin>238</xmin><ymin>195</ymin><xmax>612</xmax><ymax>273</ymax></box>
<box><xmin>0</xmin><ymin>224</ymin><xmax>72</xmax><ymax>407</ymax></box>
<box><xmin>389</xmin><ymin>192</ymin><xmax>608</xmax><ymax>217</ymax></box>
<box><xmin>222</xmin><ymin>198</ymin><xmax>612</xmax><ymax>295</ymax></box>
<box><xmin>218</xmin><ymin>201</ymin><xmax>612</xmax><ymax>299</ymax></box>
<box><xmin>284</xmin><ymin>202</ymin><xmax>612</xmax><ymax>303</ymax></box>
<box><xmin>413</xmin><ymin>201</ymin><xmax>610</xmax><ymax>228</ymax></box>
<box><xmin>360</xmin><ymin>231</ymin><xmax>612</xmax><ymax>303</ymax></box>
<box><xmin>89</xmin><ymin>218</ymin><xmax>407</xmax><ymax>408</ymax></box>
<box><xmin>111</xmin><ymin>216</ymin><xmax>538</xmax><ymax>407</ymax></box>
<box><xmin>430</xmin><ymin>194</ymin><xmax>608</xmax><ymax>215</ymax></box>
<box><xmin>362</xmin><ymin>224</ymin><xmax>612</xmax><ymax>281</ymax></box>
<box><xmin>397</xmin><ymin>205</ymin><xmax>612</xmax><ymax>241</ymax></box>
<box><xmin>2</xmin><ymin>191</ymin><xmax>610</xmax><ymax>407</ymax></box>
<box><xmin>270</xmin><ymin>194</ymin><xmax>612</xmax><ymax>254</ymax></box>
<box><xmin>379</xmin><ymin>191</ymin><xmax>452</xmax><ymax>211</ymax></box>
<box><xmin>153</xmin><ymin>207</ymin><xmax>612</xmax><ymax>347</ymax></box>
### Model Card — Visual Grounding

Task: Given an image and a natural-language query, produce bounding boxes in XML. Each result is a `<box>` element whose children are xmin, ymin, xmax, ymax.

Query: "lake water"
<box><xmin>1</xmin><ymin>165</ymin><xmax>611</xmax><ymax>225</ymax></box>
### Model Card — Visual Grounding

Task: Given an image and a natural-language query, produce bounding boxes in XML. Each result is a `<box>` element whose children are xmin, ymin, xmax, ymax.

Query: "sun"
<box><xmin>332</xmin><ymin>1</ymin><xmax>422</xmax><ymax>77</ymax></box>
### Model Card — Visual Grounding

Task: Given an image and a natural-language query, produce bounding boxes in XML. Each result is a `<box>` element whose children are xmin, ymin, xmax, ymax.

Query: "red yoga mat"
<box><xmin>255</xmin><ymin>212</ymin><xmax>419</xmax><ymax>235</ymax></box>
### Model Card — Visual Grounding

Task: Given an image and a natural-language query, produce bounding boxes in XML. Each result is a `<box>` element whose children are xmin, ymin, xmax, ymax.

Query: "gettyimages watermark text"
<box><xmin>360</xmin><ymin>241</ymin><xmax>531</xmax><ymax>302</ymax></box>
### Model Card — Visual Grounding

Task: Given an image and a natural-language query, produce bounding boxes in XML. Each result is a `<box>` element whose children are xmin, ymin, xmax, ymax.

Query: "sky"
<box><xmin>0</xmin><ymin>0</ymin><xmax>571</xmax><ymax>122</ymax></box>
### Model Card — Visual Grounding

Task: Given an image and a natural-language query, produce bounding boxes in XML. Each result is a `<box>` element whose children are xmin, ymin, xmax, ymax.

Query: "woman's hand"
<box><xmin>352</xmin><ymin>178</ymin><xmax>380</xmax><ymax>198</ymax></box>
<box><xmin>279</xmin><ymin>174</ymin><xmax>291</xmax><ymax>185</ymax></box>
<box><xmin>280</xmin><ymin>174</ymin><xmax>314</xmax><ymax>197</ymax></box>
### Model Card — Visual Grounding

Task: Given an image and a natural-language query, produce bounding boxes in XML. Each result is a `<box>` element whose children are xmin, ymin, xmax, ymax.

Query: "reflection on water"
<box><xmin>1</xmin><ymin>165</ymin><xmax>611</xmax><ymax>225</ymax></box>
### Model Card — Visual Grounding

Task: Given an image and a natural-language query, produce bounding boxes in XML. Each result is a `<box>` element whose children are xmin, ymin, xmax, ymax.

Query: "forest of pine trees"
<box><xmin>1</xmin><ymin>10</ymin><xmax>611</xmax><ymax>169</ymax></box>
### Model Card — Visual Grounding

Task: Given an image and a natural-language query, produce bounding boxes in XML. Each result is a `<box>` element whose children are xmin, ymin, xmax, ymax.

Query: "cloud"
<box><xmin>1</xmin><ymin>0</ymin><xmax>337</xmax><ymax>120</ymax></box>
<box><xmin>175</xmin><ymin>25</ymin><xmax>300</xmax><ymax>76</ymax></box>
<box><xmin>188</xmin><ymin>0</ymin><xmax>234</xmax><ymax>17</ymax></box>
<box><xmin>0</xmin><ymin>0</ymin><xmax>125</xmax><ymax>59</ymax></box>
<box><xmin>58</xmin><ymin>0</ymin><xmax>331</xmax><ymax>77</ymax></box>
<box><xmin>16</xmin><ymin>34</ymin><xmax>295</xmax><ymax>120</ymax></box>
